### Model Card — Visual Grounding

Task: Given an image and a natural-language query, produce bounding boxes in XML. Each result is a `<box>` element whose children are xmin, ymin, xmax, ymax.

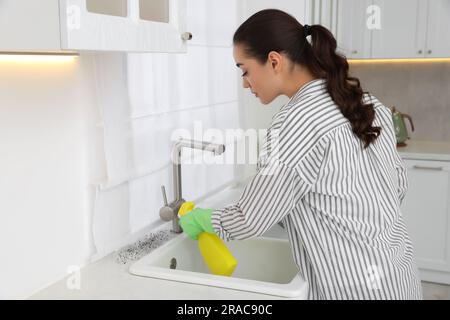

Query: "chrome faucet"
<box><xmin>159</xmin><ymin>139</ymin><xmax>226</xmax><ymax>233</ymax></box>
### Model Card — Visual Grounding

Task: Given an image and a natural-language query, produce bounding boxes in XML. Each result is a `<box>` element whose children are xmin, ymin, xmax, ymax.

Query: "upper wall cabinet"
<box><xmin>0</xmin><ymin>0</ymin><xmax>190</xmax><ymax>53</ymax></box>
<box><xmin>425</xmin><ymin>0</ymin><xmax>450</xmax><ymax>58</ymax></box>
<box><xmin>314</xmin><ymin>0</ymin><xmax>450</xmax><ymax>59</ymax></box>
<box><xmin>371</xmin><ymin>0</ymin><xmax>427</xmax><ymax>59</ymax></box>
<box><xmin>336</xmin><ymin>0</ymin><xmax>372</xmax><ymax>59</ymax></box>
<box><xmin>371</xmin><ymin>0</ymin><xmax>450</xmax><ymax>58</ymax></box>
<box><xmin>312</xmin><ymin>0</ymin><xmax>372</xmax><ymax>59</ymax></box>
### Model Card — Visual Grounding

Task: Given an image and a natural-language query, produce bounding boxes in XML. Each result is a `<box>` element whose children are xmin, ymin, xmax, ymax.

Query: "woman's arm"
<box><xmin>211</xmin><ymin>157</ymin><xmax>301</xmax><ymax>241</ymax></box>
<box><xmin>211</xmin><ymin>135</ymin><xmax>330</xmax><ymax>241</ymax></box>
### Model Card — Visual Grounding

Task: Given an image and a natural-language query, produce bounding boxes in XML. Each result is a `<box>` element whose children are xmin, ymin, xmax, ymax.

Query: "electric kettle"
<box><xmin>390</xmin><ymin>106</ymin><xmax>414</xmax><ymax>147</ymax></box>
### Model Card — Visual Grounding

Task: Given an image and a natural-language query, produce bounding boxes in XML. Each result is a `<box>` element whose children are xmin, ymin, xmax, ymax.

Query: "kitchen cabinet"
<box><xmin>371</xmin><ymin>0</ymin><xmax>427</xmax><ymax>59</ymax></box>
<box><xmin>311</xmin><ymin>0</ymin><xmax>337</xmax><ymax>33</ymax></box>
<box><xmin>335</xmin><ymin>0</ymin><xmax>372</xmax><ymax>59</ymax></box>
<box><xmin>312</xmin><ymin>0</ymin><xmax>372</xmax><ymax>59</ymax></box>
<box><xmin>425</xmin><ymin>0</ymin><xmax>450</xmax><ymax>58</ymax></box>
<box><xmin>315</xmin><ymin>0</ymin><xmax>450</xmax><ymax>59</ymax></box>
<box><xmin>0</xmin><ymin>0</ymin><xmax>189</xmax><ymax>53</ymax></box>
<box><xmin>401</xmin><ymin>158</ymin><xmax>450</xmax><ymax>284</ymax></box>
<box><xmin>0</xmin><ymin>0</ymin><xmax>62</xmax><ymax>53</ymax></box>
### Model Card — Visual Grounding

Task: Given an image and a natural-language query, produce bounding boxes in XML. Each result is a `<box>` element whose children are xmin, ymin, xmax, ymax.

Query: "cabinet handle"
<box><xmin>351</xmin><ymin>50</ymin><xmax>358</xmax><ymax>54</ymax></box>
<box><xmin>413</xmin><ymin>165</ymin><xmax>443</xmax><ymax>171</ymax></box>
<box><xmin>181</xmin><ymin>32</ymin><xmax>193</xmax><ymax>41</ymax></box>
<box><xmin>417</xmin><ymin>50</ymin><xmax>423</xmax><ymax>54</ymax></box>
<box><xmin>427</xmin><ymin>50</ymin><xmax>432</xmax><ymax>54</ymax></box>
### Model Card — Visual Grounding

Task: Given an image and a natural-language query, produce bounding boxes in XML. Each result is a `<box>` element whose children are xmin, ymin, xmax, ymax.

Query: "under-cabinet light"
<box><xmin>0</xmin><ymin>52</ymin><xmax>79</xmax><ymax>63</ymax></box>
<box><xmin>348</xmin><ymin>58</ymin><xmax>450</xmax><ymax>64</ymax></box>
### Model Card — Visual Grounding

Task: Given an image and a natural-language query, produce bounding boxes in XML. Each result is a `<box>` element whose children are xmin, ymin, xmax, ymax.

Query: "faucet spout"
<box><xmin>172</xmin><ymin>139</ymin><xmax>225</xmax><ymax>202</ymax></box>
<box><xmin>172</xmin><ymin>139</ymin><xmax>225</xmax><ymax>163</ymax></box>
<box><xmin>160</xmin><ymin>139</ymin><xmax>226</xmax><ymax>233</ymax></box>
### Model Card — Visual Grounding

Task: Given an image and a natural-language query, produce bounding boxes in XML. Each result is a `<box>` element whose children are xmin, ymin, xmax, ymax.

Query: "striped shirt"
<box><xmin>211</xmin><ymin>79</ymin><xmax>423</xmax><ymax>300</ymax></box>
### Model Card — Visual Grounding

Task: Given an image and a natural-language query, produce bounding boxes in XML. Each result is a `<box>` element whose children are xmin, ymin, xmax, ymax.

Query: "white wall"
<box><xmin>350</xmin><ymin>62</ymin><xmax>450</xmax><ymax>142</ymax></box>
<box><xmin>0</xmin><ymin>54</ymin><xmax>103</xmax><ymax>299</ymax></box>
<box><xmin>0</xmin><ymin>0</ymin><xmax>242</xmax><ymax>299</ymax></box>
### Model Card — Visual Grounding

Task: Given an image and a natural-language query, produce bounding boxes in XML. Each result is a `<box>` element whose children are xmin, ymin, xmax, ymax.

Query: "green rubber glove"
<box><xmin>179</xmin><ymin>207</ymin><xmax>215</xmax><ymax>240</ymax></box>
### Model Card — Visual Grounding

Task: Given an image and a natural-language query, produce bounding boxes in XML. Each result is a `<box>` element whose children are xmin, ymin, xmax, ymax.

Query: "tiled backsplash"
<box><xmin>350</xmin><ymin>62</ymin><xmax>450</xmax><ymax>143</ymax></box>
<box><xmin>91</xmin><ymin>0</ymin><xmax>243</xmax><ymax>259</ymax></box>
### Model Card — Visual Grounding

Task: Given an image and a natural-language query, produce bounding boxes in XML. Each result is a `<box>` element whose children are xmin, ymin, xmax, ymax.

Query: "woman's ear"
<box><xmin>268</xmin><ymin>51</ymin><xmax>282</xmax><ymax>73</ymax></box>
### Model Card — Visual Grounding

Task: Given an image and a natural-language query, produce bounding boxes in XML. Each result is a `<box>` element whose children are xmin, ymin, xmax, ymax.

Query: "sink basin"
<box><xmin>129</xmin><ymin>233</ymin><xmax>308</xmax><ymax>298</ymax></box>
<box><xmin>130</xmin><ymin>182</ymin><xmax>307</xmax><ymax>298</ymax></box>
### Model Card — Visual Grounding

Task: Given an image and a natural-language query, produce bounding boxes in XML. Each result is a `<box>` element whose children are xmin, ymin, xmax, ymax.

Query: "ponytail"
<box><xmin>305</xmin><ymin>25</ymin><xmax>381</xmax><ymax>148</ymax></box>
<box><xmin>233</xmin><ymin>9</ymin><xmax>381</xmax><ymax>149</ymax></box>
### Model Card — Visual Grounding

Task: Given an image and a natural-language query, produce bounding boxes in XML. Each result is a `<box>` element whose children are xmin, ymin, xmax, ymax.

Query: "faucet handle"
<box><xmin>159</xmin><ymin>185</ymin><xmax>175</xmax><ymax>221</ymax></box>
<box><xmin>161</xmin><ymin>185</ymin><xmax>169</xmax><ymax>206</ymax></box>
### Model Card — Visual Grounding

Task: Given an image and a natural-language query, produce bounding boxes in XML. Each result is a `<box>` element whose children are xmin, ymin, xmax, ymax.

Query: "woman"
<box><xmin>180</xmin><ymin>9</ymin><xmax>422</xmax><ymax>300</ymax></box>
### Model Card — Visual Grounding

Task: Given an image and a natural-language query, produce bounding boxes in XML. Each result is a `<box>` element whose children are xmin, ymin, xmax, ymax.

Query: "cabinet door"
<box><xmin>401</xmin><ymin>160</ymin><xmax>450</xmax><ymax>277</ymax></box>
<box><xmin>371</xmin><ymin>0</ymin><xmax>427</xmax><ymax>58</ymax></box>
<box><xmin>0</xmin><ymin>0</ymin><xmax>61</xmax><ymax>52</ymax></box>
<box><xmin>425</xmin><ymin>0</ymin><xmax>450</xmax><ymax>58</ymax></box>
<box><xmin>335</xmin><ymin>0</ymin><xmax>372</xmax><ymax>59</ymax></box>
<box><xmin>59</xmin><ymin>0</ymin><xmax>187</xmax><ymax>53</ymax></box>
<box><xmin>311</xmin><ymin>0</ymin><xmax>338</xmax><ymax>36</ymax></box>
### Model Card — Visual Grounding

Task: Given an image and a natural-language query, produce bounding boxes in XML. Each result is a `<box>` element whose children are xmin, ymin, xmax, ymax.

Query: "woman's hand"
<box><xmin>179</xmin><ymin>208</ymin><xmax>216</xmax><ymax>240</ymax></box>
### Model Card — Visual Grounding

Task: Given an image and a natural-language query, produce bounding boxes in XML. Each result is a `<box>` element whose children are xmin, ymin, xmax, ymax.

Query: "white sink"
<box><xmin>129</xmin><ymin>232</ymin><xmax>307</xmax><ymax>298</ymax></box>
<box><xmin>129</xmin><ymin>182</ymin><xmax>307</xmax><ymax>298</ymax></box>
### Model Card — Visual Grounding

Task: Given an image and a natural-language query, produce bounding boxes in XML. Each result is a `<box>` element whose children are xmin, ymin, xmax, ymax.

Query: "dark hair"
<box><xmin>233</xmin><ymin>9</ymin><xmax>381</xmax><ymax>149</ymax></box>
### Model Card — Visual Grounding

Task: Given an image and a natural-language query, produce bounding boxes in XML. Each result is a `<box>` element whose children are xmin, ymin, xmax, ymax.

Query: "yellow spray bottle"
<box><xmin>178</xmin><ymin>201</ymin><xmax>238</xmax><ymax>277</ymax></box>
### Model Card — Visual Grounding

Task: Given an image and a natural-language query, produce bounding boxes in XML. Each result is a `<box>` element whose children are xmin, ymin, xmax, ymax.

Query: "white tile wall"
<box><xmin>127</xmin><ymin>46</ymin><xmax>237</xmax><ymax>117</ymax></box>
<box><xmin>91</xmin><ymin>0</ymin><xmax>243</xmax><ymax>258</ymax></box>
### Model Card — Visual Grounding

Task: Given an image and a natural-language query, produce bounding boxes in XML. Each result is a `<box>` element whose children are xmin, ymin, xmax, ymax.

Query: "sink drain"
<box><xmin>170</xmin><ymin>257</ymin><xmax>177</xmax><ymax>269</ymax></box>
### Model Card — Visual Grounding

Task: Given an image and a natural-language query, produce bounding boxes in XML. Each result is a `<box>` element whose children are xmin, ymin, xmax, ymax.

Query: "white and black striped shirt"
<box><xmin>211</xmin><ymin>79</ymin><xmax>422</xmax><ymax>300</ymax></box>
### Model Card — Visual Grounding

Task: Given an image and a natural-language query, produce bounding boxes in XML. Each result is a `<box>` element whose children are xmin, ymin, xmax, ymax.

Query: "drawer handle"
<box><xmin>413</xmin><ymin>165</ymin><xmax>443</xmax><ymax>171</ymax></box>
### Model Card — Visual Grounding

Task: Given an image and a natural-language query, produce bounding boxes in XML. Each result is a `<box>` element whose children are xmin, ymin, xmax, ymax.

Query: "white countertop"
<box><xmin>30</xmin><ymin>230</ymin><xmax>290</xmax><ymax>300</ymax></box>
<box><xmin>398</xmin><ymin>140</ymin><xmax>450</xmax><ymax>161</ymax></box>
<box><xmin>30</xmin><ymin>183</ymin><xmax>292</xmax><ymax>300</ymax></box>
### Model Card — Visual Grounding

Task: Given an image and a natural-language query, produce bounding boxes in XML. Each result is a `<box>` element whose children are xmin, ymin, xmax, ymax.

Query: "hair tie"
<box><xmin>304</xmin><ymin>24</ymin><xmax>311</xmax><ymax>37</ymax></box>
